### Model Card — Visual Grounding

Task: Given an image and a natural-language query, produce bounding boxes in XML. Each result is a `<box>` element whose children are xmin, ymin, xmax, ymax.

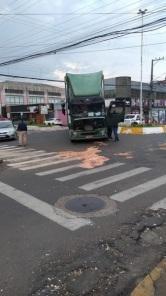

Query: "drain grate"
<box><xmin>65</xmin><ymin>196</ymin><xmax>105</xmax><ymax>213</ymax></box>
<box><xmin>55</xmin><ymin>194</ymin><xmax>118</xmax><ymax>218</ymax></box>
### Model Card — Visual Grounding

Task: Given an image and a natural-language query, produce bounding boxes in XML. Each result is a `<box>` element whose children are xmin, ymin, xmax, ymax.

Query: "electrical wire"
<box><xmin>0</xmin><ymin>16</ymin><xmax>165</xmax><ymax>67</ymax></box>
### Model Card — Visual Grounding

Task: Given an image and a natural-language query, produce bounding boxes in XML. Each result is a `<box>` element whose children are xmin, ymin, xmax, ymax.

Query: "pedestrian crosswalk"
<box><xmin>1</xmin><ymin>144</ymin><xmax>166</xmax><ymax>215</ymax></box>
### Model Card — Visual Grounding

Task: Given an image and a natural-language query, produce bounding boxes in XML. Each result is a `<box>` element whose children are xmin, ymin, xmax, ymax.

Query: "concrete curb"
<box><xmin>27</xmin><ymin>126</ymin><xmax>67</xmax><ymax>131</ymax></box>
<box><xmin>130</xmin><ymin>259</ymin><xmax>166</xmax><ymax>296</ymax></box>
<box><xmin>27</xmin><ymin>125</ymin><xmax>166</xmax><ymax>135</ymax></box>
<box><xmin>119</xmin><ymin>126</ymin><xmax>166</xmax><ymax>135</ymax></box>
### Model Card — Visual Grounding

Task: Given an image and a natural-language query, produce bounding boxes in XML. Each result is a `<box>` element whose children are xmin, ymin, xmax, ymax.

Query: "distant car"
<box><xmin>44</xmin><ymin>118</ymin><xmax>62</xmax><ymax>126</ymax></box>
<box><xmin>0</xmin><ymin>120</ymin><xmax>16</xmax><ymax>140</ymax></box>
<box><xmin>124</xmin><ymin>114</ymin><xmax>145</xmax><ymax>126</ymax></box>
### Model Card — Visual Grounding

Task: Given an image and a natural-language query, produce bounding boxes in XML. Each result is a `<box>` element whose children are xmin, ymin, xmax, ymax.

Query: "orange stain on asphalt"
<box><xmin>58</xmin><ymin>147</ymin><xmax>109</xmax><ymax>169</ymax></box>
<box><xmin>113</xmin><ymin>151</ymin><xmax>134</xmax><ymax>159</ymax></box>
<box><xmin>159</xmin><ymin>143</ymin><xmax>166</xmax><ymax>150</ymax></box>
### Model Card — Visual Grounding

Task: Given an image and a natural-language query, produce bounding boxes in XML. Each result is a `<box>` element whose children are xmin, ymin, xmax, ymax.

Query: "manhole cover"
<box><xmin>54</xmin><ymin>194</ymin><xmax>118</xmax><ymax>218</ymax></box>
<box><xmin>65</xmin><ymin>196</ymin><xmax>105</xmax><ymax>213</ymax></box>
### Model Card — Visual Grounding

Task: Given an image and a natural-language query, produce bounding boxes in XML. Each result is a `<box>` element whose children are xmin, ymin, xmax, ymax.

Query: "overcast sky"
<box><xmin>0</xmin><ymin>0</ymin><xmax>165</xmax><ymax>86</ymax></box>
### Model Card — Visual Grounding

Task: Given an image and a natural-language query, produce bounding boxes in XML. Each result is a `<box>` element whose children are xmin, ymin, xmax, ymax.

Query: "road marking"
<box><xmin>150</xmin><ymin>197</ymin><xmax>166</xmax><ymax>210</ymax></box>
<box><xmin>5</xmin><ymin>151</ymin><xmax>47</xmax><ymax>160</ymax></box>
<box><xmin>36</xmin><ymin>164</ymin><xmax>81</xmax><ymax>176</ymax></box>
<box><xmin>0</xmin><ymin>149</ymin><xmax>35</xmax><ymax>157</ymax></box>
<box><xmin>56</xmin><ymin>162</ymin><xmax>125</xmax><ymax>182</ymax></box>
<box><xmin>0</xmin><ymin>145</ymin><xmax>16</xmax><ymax>148</ymax></box>
<box><xmin>111</xmin><ymin>175</ymin><xmax>166</xmax><ymax>202</ymax></box>
<box><xmin>0</xmin><ymin>148</ymin><xmax>35</xmax><ymax>153</ymax></box>
<box><xmin>19</xmin><ymin>157</ymin><xmax>80</xmax><ymax>170</ymax></box>
<box><xmin>8</xmin><ymin>154</ymin><xmax>60</xmax><ymax>167</ymax></box>
<box><xmin>79</xmin><ymin>167</ymin><xmax>151</xmax><ymax>191</ymax></box>
<box><xmin>0</xmin><ymin>145</ymin><xmax>12</xmax><ymax>149</ymax></box>
<box><xmin>0</xmin><ymin>181</ymin><xmax>92</xmax><ymax>231</ymax></box>
<box><xmin>0</xmin><ymin>147</ymin><xmax>29</xmax><ymax>152</ymax></box>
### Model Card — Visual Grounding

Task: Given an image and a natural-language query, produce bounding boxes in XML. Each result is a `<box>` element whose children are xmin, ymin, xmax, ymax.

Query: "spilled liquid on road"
<box><xmin>58</xmin><ymin>146</ymin><xmax>109</xmax><ymax>169</ymax></box>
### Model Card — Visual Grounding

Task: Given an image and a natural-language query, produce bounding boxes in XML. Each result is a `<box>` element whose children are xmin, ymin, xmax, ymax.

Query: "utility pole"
<box><xmin>137</xmin><ymin>9</ymin><xmax>147</xmax><ymax>122</ymax></box>
<box><xmin>149</xmin><ymin>57</ymin><xmax>164</xmax><ymax>121</ymax></box>
<box><xmin>150</xmin><ymin>57</ymin><xmax>165</xmax><ymax>90</ymax></box>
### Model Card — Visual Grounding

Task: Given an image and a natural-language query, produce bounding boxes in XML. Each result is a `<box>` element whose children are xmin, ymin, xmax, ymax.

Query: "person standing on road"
<box><xmin>111</xmin><ymin>110</ymin><xmax>120</xmax><ymax>142</ymax></box>
<box><xmin>106</xmin><ymin>108</ymin><xmax>113</xmax><ymax>139</ymax></box>
<box><xmin>17</xmin><ymin>118</ymin><xmax>28</xmax><ymax>146</ymax></box>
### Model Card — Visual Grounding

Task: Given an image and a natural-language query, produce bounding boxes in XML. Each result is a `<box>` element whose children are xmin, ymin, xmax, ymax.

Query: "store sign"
<box><xmin>40</xmin><ymin>105</ymin><xmax>48</xmax><ymax>114</ymax></box>
<box><xmin>28</xmin><ymin>106</ymin><xmax>38</xmax><ymax>113</ymax></box>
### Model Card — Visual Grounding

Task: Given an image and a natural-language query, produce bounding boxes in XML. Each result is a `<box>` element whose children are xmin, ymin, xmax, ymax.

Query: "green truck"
<box><xmin>65</xmin><ymin>71</ymin><xmax>108</xmax><ymax>141</ymax></box>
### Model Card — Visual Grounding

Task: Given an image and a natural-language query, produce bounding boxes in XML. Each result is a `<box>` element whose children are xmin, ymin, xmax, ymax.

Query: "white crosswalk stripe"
<box><xmin>0</xmin><ymin>146</ymin><xmax>80</xmax><ymax>172</ymax></box>
<box><xmin>56</xmin><ymin>162</ymin><xmax>125</xmax><ymax>182</ymax></box>
<box><xmin>36</xmin><ymin>164</ymin><xmax>81</xmax><ymax>176</ymax></box>
<box><xmin>79</xmin><ymin>167</ymin><xmax>151</xmax><ymax>191</ymax></box>
<box><xmin>150</xmin><ymin>197</ymin><xmax>166</xmax><ymax>210</ymax></box>
<box><xmin>0</xmin><ymin>145</ymin><xmax>13</xmax><ymax>149</ymax></box>
<box><xmin>0</xmin><ymin>181</ymin><xmax>92</xmax><ymax>231</ymax></box>
<box><xmin>111</xmin><ymin>175</ymin><xmax>166</xmax><ymax>202</ymax></box>
<box><xmin>0</xmin><ymin>147</ymin><xmax>31</xmax><ymax>153</ymax></box>
<box><xmin>8</xmin><ymin>154</ymin><xmax>60</xmax><ymax>167</ymax></box>
<box><xmin>1</xmin><ymin>146</ymin><xmax>166</xmax><ymax>214</ymax></box>
<box><xmin>1</xmin><ymin>144</ymin><xmax>166</xmax><ymax>226</ymax></box>
<box><xmin>19</xmin><ymin>157</ymin><xmax>80</xmax><ymax>171</ymax></box>
<box><xmin>5</xmin><ymin>151</ymin><xmax>48</xmax><ymax>161</ymax></box>
<box><xmin>0</xmin><ymin>149</ymin><xmax>36</xmax><ymax>157</ymax></box>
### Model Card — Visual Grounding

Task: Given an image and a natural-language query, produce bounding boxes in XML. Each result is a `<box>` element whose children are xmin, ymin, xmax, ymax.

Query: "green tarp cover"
<box><xmin>66</xmin><ymin>71</ymin><xmax>103</xmax><ymax>96</ymax></box>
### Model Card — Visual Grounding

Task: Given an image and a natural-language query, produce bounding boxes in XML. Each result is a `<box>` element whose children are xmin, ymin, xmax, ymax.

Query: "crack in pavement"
<box><xmin>29</xmin><ymin>209</ymin><xmax>166</xmax><ymax>296</ymax></box>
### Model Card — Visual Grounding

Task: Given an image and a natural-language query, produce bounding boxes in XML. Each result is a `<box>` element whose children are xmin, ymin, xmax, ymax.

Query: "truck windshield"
<box><xmin>70</xmin><ymin>102</ymin><xmax>105</xmax><ymax>117</ymax></box>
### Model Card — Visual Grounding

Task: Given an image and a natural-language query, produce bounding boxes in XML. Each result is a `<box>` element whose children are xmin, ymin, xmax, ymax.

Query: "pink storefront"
<box><xmin>54</xmin><ymin>100</ymin><xmax>67</xmax><ymax>126</ymax></box>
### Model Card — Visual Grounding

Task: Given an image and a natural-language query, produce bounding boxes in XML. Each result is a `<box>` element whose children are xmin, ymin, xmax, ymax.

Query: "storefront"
<box><xmin>2</xmin><ymin>103</ymin><xmax>54</xmax><ymax>123</ymax></box>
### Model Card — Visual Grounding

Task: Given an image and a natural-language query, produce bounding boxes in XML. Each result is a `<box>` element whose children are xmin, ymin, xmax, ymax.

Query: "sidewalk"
<box><xmin>131</xmin><ymin>259</ymin><xmax>166</xmax><ymax>296</ymax></box>
<box><xmin>27</xmin><ymin>125</ymin><xmax>67</xmax><ymax>131</ymax></box>
<box><xmin>119</xmin><ymin>125</ymin><xmax>166</xmax><ymax>135</ymax></box>
<box><xmin>27</xmin><ymin>125</ymin><xmax>166</xmax><ymax>135</ymax></box>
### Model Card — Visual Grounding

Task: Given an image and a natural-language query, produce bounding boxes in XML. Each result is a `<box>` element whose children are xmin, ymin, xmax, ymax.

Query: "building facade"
<box><xmin>0</xmin><ymin>80</ymin><xmax>65</xmax><ymax>123</ymax></box>
<box><xmin>104</xmin><ymin>76</ymin><xmax>166</xmax><ymax>123</ymax></box>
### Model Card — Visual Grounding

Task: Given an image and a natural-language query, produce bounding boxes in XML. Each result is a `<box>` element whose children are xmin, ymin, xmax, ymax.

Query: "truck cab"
<box><xmin>65</xmin><ymin>72</ymin><xmax>108</xmax><ymax>141</ymax></box>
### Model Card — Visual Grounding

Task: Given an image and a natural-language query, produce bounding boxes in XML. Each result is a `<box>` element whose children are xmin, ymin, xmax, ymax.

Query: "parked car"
<box><xmin>44</xmin><ymin>118</ymin><xmax>62</xmax><ymax>126</ymax></box>
<box><xmin>0</xmin><ymin>120</ymin><xmax>16</xmax><ymax>140</ymax></box>
<box><xmin>124</xmin><ymin>114</ymin><xmax>145</xmax><ymax>126</ymax></box>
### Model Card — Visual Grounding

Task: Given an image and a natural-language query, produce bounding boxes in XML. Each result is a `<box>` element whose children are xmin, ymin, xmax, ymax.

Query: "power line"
<box><xmin>2</xmin><ymin>0</ymin><xmax>160</xmax><ymax>54</ymax></box>
<box><xmin>2</xmin><ymin>1</ymin><xmax>164</xmax><ymax>59</ymax></box>
<box><xmin>0</xmin><ymin>73</ymin><xmax>64</xmax><ymax>82</ymax></box>
<box><xmin>0</xmin><ymin>12</ymin><xmax>138</xmax><ymax>15</ymax></box>
<box><xmin>0</xmin><ymin>16</ymin><xmax>165</xmax><ymax>67</ymax></box>
<box><xmin>0</xmin><ymin>72</ymin><xmax>148</xmax><ymax>87</ymax></box>
<box><xmin>0</xmin><ymin>40</ymin><xmax>165</xmax><ymax>60</ymax></box>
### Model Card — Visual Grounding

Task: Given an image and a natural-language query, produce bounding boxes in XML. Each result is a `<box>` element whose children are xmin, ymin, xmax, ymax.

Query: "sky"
<box><xmin>0</xmin><ymin>0</ymin><xmax>165</xmax><ymax>87</ymax></box>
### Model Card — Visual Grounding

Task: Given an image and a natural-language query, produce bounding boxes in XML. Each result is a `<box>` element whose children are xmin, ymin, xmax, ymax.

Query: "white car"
<box><xmin>124</xmin><ymin>114</ymin><xmax>145</xmax><ymax>126</ymax></box>
<box><xmin>44</xmin><ymin>118</ymin><xmax>62</xmax><ymax>126</ymax></box>
<box><xmin>0</xmin><ymin>120</ymin><xmax>16</xmax><ymax>140</ymax></box>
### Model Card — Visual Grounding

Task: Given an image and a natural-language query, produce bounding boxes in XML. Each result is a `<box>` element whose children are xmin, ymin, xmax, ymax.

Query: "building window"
<box><xmin>48</xmin><ymin>91</ymin><xmax>61</xmax><ymax>96</ymax></box>
<box><xmin>48</xmin><ymin>97</ymin><xmax>61</xmax><ymax>103</ymax></box>
<box><xmin>6</xmin><ymin>95</ymin><xmax>24</xmax><ymax>105</ymax></box>
<box><xmin>29</xmin><ymin>90</ymin><xmax>44</xmax><ymax>95</ymax></box>
<box><xmin>5</xmin><ymin>89</ymin><xmax>23</xmax><ymax>94</ymax></box>
<box><xmin>29</xmin><ymin>96</ymin><xmax>44</xmax><ymax>104</ymax></box>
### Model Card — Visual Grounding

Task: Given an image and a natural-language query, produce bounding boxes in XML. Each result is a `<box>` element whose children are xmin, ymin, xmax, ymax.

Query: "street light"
<box><xmin>137</xmin><ymin>9</ymin><xmax>147</xmax><ymax>122</ymax></box>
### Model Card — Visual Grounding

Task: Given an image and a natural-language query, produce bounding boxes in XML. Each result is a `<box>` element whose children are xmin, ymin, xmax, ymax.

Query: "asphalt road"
<box><xmin>0</xmin><ymin>129</ymin><xmax>166</xmax><ymax>296</ymax></box>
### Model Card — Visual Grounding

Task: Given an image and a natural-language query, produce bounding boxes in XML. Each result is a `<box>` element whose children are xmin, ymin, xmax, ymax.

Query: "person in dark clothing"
<box><xmin>17</xmin><ymin>119</ymin><xmax>28</xmax><ymax>146</ymax></box>
<box><xmin>111</xmin><ymin>110</ymin><xmax>120</xmax><ymax>142</ymax></box>
<box><xmin>106</xmin><ymin>108</ymin><xmax>112</xmax><ymax>139</ymax></box>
